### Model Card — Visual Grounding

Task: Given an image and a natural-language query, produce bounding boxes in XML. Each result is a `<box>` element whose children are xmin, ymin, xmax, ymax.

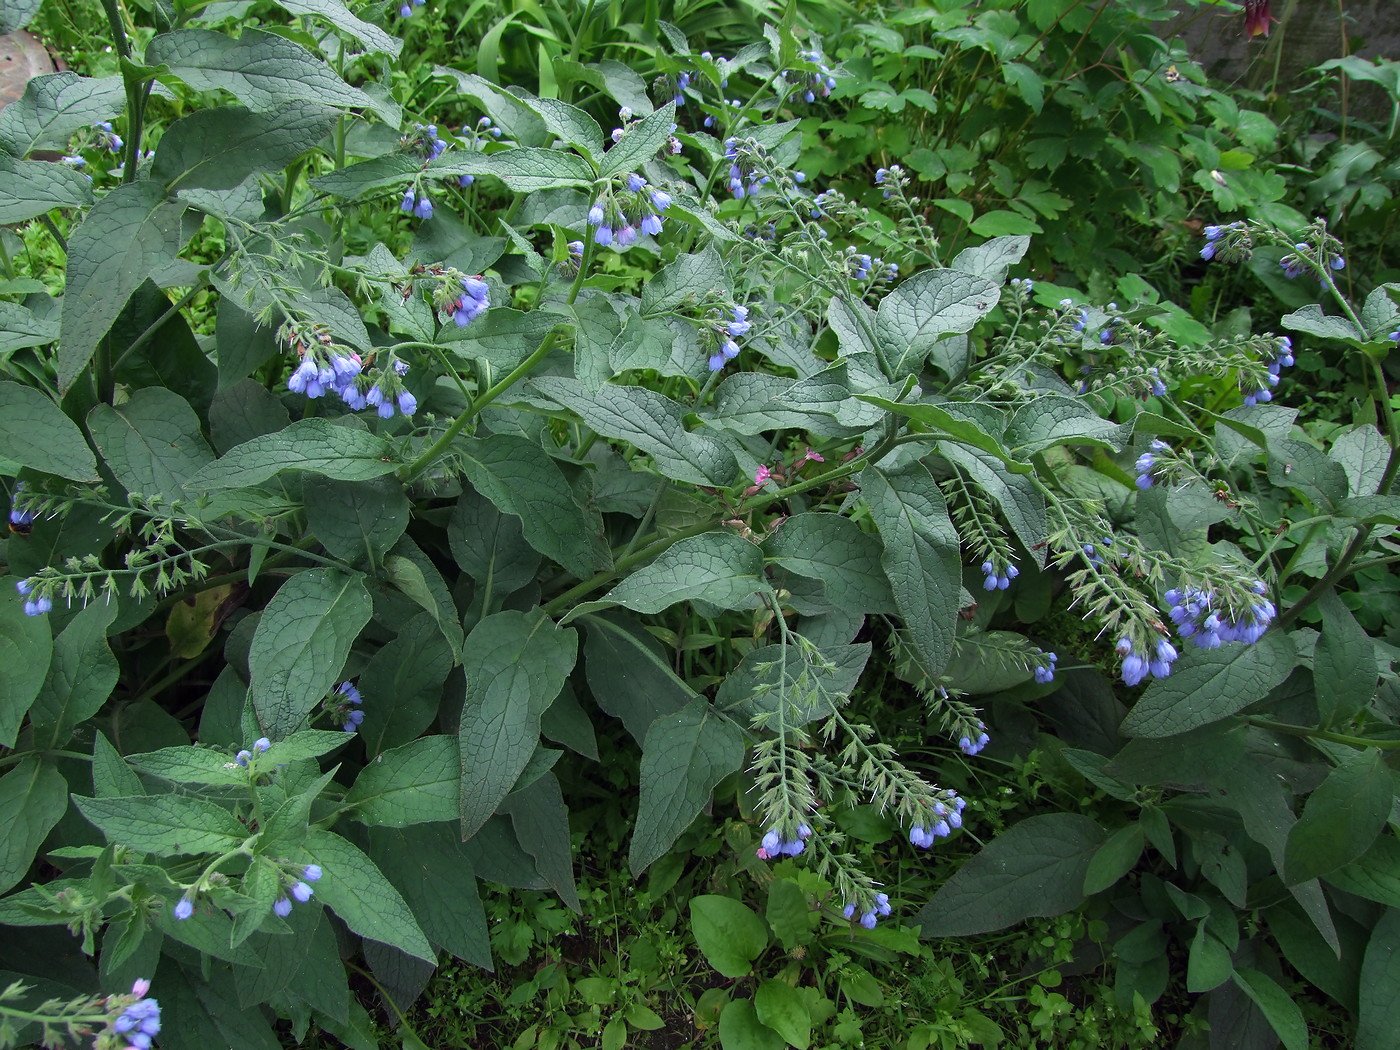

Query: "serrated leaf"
<box><xmin>187</xmin><ymin>418</ymin><xmax>399</xmax><ymax>491</ymax></box>
<box><xmin>598</xmin><ymin>101</ymin><xmax>677</xmax><ymax>177</ymax></box>
<box><xmin>346</xmin><ymin>735</ymin><xmax>458</xmax><ymax>827</ymax></box>
<box><xmin>58</xmin><ymin>182</ymin><xmax>187</xmax><ymax>393</ymax></box>
<box><xmin>566</xmin><ymin>532</ymin><xmax>766</xmax><ymax>621</ymax></box>
<box><xmin>532</xmin><ymin>376</ymin><xmax>737</xmax><ymax>486</ymax></box>
<box><xmin>630</xmin><ymin>699</ymin><xmax>744</xmax><ymax>876</ymax></box>
<box><xmin>28</xmin><ymin>600</ymin><xmax>119</xmax><ymax>749</ymax></box>
<box><xmin>73</xmin><ymin>793</ymin><xmax>249</xmax><ymax>856</ymax></box>
<box><xmin>916</xmin><ymin>813</ymin><xmax>1105</xmax><ymax>936</ymax></box>
<box><xmin>689</xmin><ymin>895</ymin><xmax>768</xmax><ymax>977</ymax></box>
<box><xmin>149</xmin><ymin>29</ymin><xmax>388</xmax><ymax>118</ymax></box>
<box><xmin>248</xmin><ymin>569</ymin><xmax>372</xmax><ymax>738</ymax></box>
<box><xmin>875</xmin><ymin>268</ymin><xmax>1000</xmax><ymax>377</ymax></box>
<box><xmin>0</xmin><ymin>382</ymin><xmax>99</xmax><ymax>482</ymax></box>
<box><xmin>0</xmin><ymin>73</ymin><xmax>126</xmax><ymax>155</ymax></box>
<box><xmin>87</xmin><ymin>388</ymin><xmax>214</xmax><ymax>504</ymax></box>
<box><xmin>1284</xmin><ymin>748</ymin><xmax>1391</xmax><ymax>885</ymax></box>
<box><xmin>1120</xmin><ymin>632</ymin><xmax>1296</xmax><ymax>737</ymax></box>
<box><xmin>301</xmin><ymin>827</ymin><xmax>434</xmax><ymax>961</ymax></box>
<box><xmin>459</xmin><ymin>433</ymin><xmax>610</xmax><ymax>579</ymax></box>
<box><xmin>0</xmin><ymin>757</ymin><xmax>69</xmax><ymax>894</ymax></box>
<box><xmin>860</xmin><ymin>461</ymin><xmax>962</xmax><ymax>679</ymax></box>
<box><xmin>152</xmin><ymin>102</ymin><xmax>338</xmax><ymax>192</ymax></box>
<box><xmin>0</xmin><ymin>153</ymin><xmax>92</xmax><ymax>223</ymax></box>
<box><xmin>458</xmin><ymin>610</ymin><xmax>577</xmax><ymax>840</ymax></box>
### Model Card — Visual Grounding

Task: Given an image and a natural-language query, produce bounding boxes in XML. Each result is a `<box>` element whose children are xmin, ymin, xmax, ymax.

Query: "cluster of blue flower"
<box><xmin>234</xmin><ymin>736</ymin><xmax>271</xmax><ymax>766</ymax></box>
<box><xmin>958</xmin><ymin>721</ymin><xmax>990</xmax><ymax>755</ymax></box>
<box><xmin>453</xmin><ymin>274</ymin><xmax>490</xmax><ymax>326</ymax></box>
<box><xmin>15</xmin><ymin>578</ymin><xmax>49</xmax><ymax>616</ymax></box>
<box><xmin>273</xmin><ymin>864</ymin><xmax>322</xmax><ymax>918</ymax></box>
<box><xmin>1244</xmin><ymin>336</ymin><xmax>1295</xmax><ymax>406</ymax></box>
<box><xmin>707</xmin><ymin>304</ymin><xmax>751</xmax><ymax>371</ymax></box>
<box><xmin>756</xmin><ymin>823</ymin><xmax>812</xmax><ymax>858</ymax></box>
<box><xmin>1115</xmin><ymin>636</ymin><xmax>1179</xmax><ymax>687</ymax></box>
<box><xmin>722</xmin><ymin>138</ymin><xmax>769</xmax><ymax>199</ymax></box>
<box><xmin>843</xmin><ymin>894</ymin><xmax>891</xmax><ymax>929</ymax></box>
<box><xmin>587</xmin><ymin>174</ymin><xmax>672</xmax><ymax>247</ymax></box>
<box><xmin>1281</xmin><ymin>242</ymin><xmax>1344</xmax><ymax>279</ymax></box>
<box><xmin>908</xmin><ymin>794</ymin><xmax>967</xmax><ymax>849</ymax></box>
<box><xmin>1032</xmin><ymin>650</ymin><xmax>1058</xmax><ymax>684</ymax></box>
<box><xmin>787</xmin><ymin>49</ymin><xmax>837</xmax><ymax>103</ymax></box>
<box><xmin>980</xmin><ymin>560</ymin><xmax>1019</xmax><ymax>590</ymax></box>
<box><xmin>1134</xmin><ymin>439</ymin><xmax>1171</xmax><ymax>489</ymax></box>
<box><xmin>111</xmin><ymin>980</ymin><xmax>161</xmax><ymax>1050</ymax></box>
<box><xmin>334</xmin><ymin>680</ymin><xmax>364</xmax><ymax>732</ymax></box>
<box><xmin>1166</xmin><ymin>582</ymin><xmax>1276</xmax><ymax>649</ymax></box>
<box><xmin>398</xmin><ymin>0</ymin><xmax>424</xmax><ymax>17</ymax></box>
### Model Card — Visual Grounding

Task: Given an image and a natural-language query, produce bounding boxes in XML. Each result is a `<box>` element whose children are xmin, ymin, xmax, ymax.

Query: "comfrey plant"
<box><xmin>0</xmin><ymin>5</ymin><xmax>1397</xmax><ymax>1049</ymax></box>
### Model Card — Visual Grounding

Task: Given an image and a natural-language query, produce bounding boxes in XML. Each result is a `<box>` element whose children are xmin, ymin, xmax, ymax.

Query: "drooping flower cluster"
<box><xmin>843</xmin><ymin>893</ymin><xmax>891</xmax><ymax>929</ymax></box>
<box><xmin>16</xmin><ymin>577</ymin><xmax>51</xmax><ymax>616</ymax></box>
<box><xmin>1032</xmin><ymin>649</ymin><xmax>1058</xmax><ymax>684</ymax></box>
<box><xmin>785</xmin><ymin>49</ymin><xmax>838</xmax><ymax>103</ymax></box>
<box><xmin>1134</xmin><ymin>440</ymin><xmax>1171</xmax><ymax>489</ymax></box>
<box><xmin>744</xmin><ymin>446</ymin><xmax>822</xmax><ymax>497</ymax></box>
<box><xmin>451</xmin><ymin>274</ymin><xmax>491</xmax><ymax>326</ymax></box>
<box><xmin>456</xmin><ymin>115</ymin><xmax>504</xmax><ymax>188</ymax></box>
<box><xmin>723</xmin><ymin>137</ymin><xmax>770</xmax><ymax>199</ymax></box>
<box><xmin>958</xmin><ymin>721</ymin><xmax>991</xmax><ymax>755</ymax></box>
<box><xmin>1116</xmin><ymin>636</ymin><xmax>1179</xmax><ymax>687</ymax></box>
<box><xmin>707</xmin><ymin>303</ymin><xmax>752</xmax><ymax>371</ymax></box>
<box><xmin>756</xmin><ymin>823</ymin><xmax>812</xmax><ymax>859</ymax></box>
<box><xmin>1243</xmin><ymin>336</ymin><xmax>1295</xmax><ymax>405</ymax></box>
<box><xmin>273</xmin><ymin>864</ymin><xmax>322</xmax><ymax>918</ymax></box>
<box><xmin>234</xmin><ymin>736</ymin><xmax>271</xmax><ymax>767</ymax></box>
<box><xmin>1198</xmin><ymin>221</ymin><xmax>1251</xmax><ymax>264</ymax></box>
<box><xmin>980</xmin><ymin>560</ymin><xmax>1019</xmax><ymax>590</ymax></box>
<box><xmin>9</xmin><ymin>481</ymin><xmax>34</xmax><ymax>536</ymax></box>
<box><xmin>908</xmin><ymin>792</ymin><xmax>967</xmax><ymax>848</ymax></box>
<box><xmin>93</xmin><ymin>120</ymin><xmax>123</xmax><ymax>153</ymax></box>
<box><xmin>110</xmin><ymin>980</ymin><xmax>161</xmax><ymax>1050</ymax></box>
<box><xmin>398</xmin><ymin>0</ymin><xmax>424</xmax><ymax>16</ymax></box>
<box><xmin>332</xmin><ymin>680</ymin><xmax>364</xmax><ymax>732</ymax></box>
<box><xmin>1166</xmin><ymin>581</ymin><xmax>1276</xmax><ymax>649</ymax></box>
<box><xmin>586</xmin><ymin>173</ymin><xmax>672</xmax><ymax>248</ymax></box>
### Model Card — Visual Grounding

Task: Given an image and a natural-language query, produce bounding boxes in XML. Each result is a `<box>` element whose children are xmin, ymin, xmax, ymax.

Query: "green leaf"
<box><xmin>949</xmin><ymin>235</ymin><xmax>1030</xmax><ymax>283</ymax></box>
<box><xmin>1120</xmin><ymin>632</ymin><xmax>1296</xmax><ymax>738</ymax></box>
<box><xmin>1187</xmin><ymin>924</ymin><xmax>1234</xmax><ymax>992</ymax></box>
<box><xmin>272</xmin><ymin>0</ymin><xmax>401</xmax><ymax>56</ymax></box>
<box><xmin>126</xmin><ymin>745</ymin><xmax>249</xmax><ymax>787</ymax></box>
<box><xmin>968</xmin><ymin>210</ymin><xmax>1042</xmax><ymax>236</ymax></box>
<box><xmin>532</xmin><ymin>377</ymin><xmax>738</xmax><ymax>486</ymax></box>
<box><xmin>714</xmin><ymin>642</ymin><xmax>869</xmax><ymax>724</ymax></box>
<box><xmin>761</xmin><ymin>513</ymin><xmax>895</xmax><ymax>613</ymax></box>
<box><xmin>501</xmin><ymin>770</ymin><xmax>579</xmax><ymax>912</ymax></box>
<box><xmin>1324</xmin><ymin>835</ymin><xmax>1400</xmax><ymax>907</ymax></box>
<box><xmin>304</xmin><ymin>474</ymin><xmax>409</xmax><ymax>568</ymax></box>
<box><xmin>0</xmin><ymin>580</ymin><xmax>54</xmax><ymax>748</ymax></box>
<box><xmin>516</xmin><ymin>95</ymin><xmax>604</xmax><ymax>162</ymax></box>
<box><xmin>87</xmin><ymin>388</ymin><xmax>214</xmax><ymax>504</ymax></box>
<box><xmin>1281</xmin><ymin>304</ymin><xmax>1364</xmax><ymax>342</ymax></box>
<box><xmin>383</xmin><ymin>536</ymin><xmax>463</xmax><ymax>659</ymax></box>
<box><xmin>1267</xmin><ymin>437</ymin><xmax>1349</xmax><ymax>510</ymax></box>
<box><xmin>1006</xmin><ymin>395</ymin><xmax>1130</xmax><ymax>456</ymax></box>
<box><xmin>598</xmin><ymin>101</ymin><xmax>677</xmax><ymax>177</ymax></box>
<box><xmin>581</xmin><ymin>613</ymin><xmax>693</xmax><ymax>743</ymax></box>
<box><xmin>59</xmin><ymin>182</ymin><xmax>188</xmax><ymax>393</ymax></box>
<box><xmin>1357</xmin><ymin>908</ymin><xmax>1400</xmax><ymax>1050</ymax></box>
<box><xmin>248</xmin><ymin>569</ymin><xmax>372</xmax><ymax>738</ymax></box>
<box><xmin>448</xmin><ymin>487</ymin><xmax>541</xmax><ymax>597</ymax></box>
<box><xmin>641</xmin><ymin>245</ymin><xmax>728</xmax><ymax>316</ymax></box>
<box><xmin>1284</xmin><ymin>748</ymin><xmax>1392</xmax><ymax>885</ymax></box>
<box><xmin>346</xmin><ymin>735</ymin><xmax>458</xmax><ymax>827</ymax></box>
<box><xmin>631</xmin><ymin>699</ymin><xmax>744</xmax><ymax>876</ymax></box>
<box><xmin>0</xmin><ymin>757</ymin><xmax>68</xmax><ymax>895</ymax></box>
<box><xmin>459</xmin><ymin>434</ymin><xmax>610</xmax><ymax>579</ymax></box>
<box><xmin>690</xmin><ymin>895</ymin><xmax>769</xmax><ymax>977</ymax></box>
<box><xmin>0</xmin><ymin>153</ymin><xmax>92</xmax><ymax>223</ymax></box>
<box><xmin>432</xmin><ymin>147</ymin><xmax>595</xmax><ymax>191</ymax></box>
<box><xmin>149</xmin><ymin>30</ymin><xmax>388</xmax><ymax>118</ymax></box>
<box><xmin>301</xmin><ymin>827</ymin><xmax>434</xmax><ymax>961</ymax></box>
<box><xmin>308</xmin><ymin>153</ymin><xmax>418</xmax><ymax>200</ymax></box>
<box><xmin>458</xmin><ymin>610</ymin><xmax>578</xmax><ymax>840</ymax></box>
<box><xmin>153</xmin><ymin>102</ymin><xmax>338</xmax><ymax>192</ymax></box>
<box><xmin>939</xmin><ymin>443</ymin><xmax>1046</xmax><ymax>566</ymax></box>
<box><xmin>857</xmin><ymin>395</ymin><xmax>1030</xmax><ymax>473</ymax></box>
<box><xmin>1314</xmin><ymin>589</ymin><xmax>1377</xmax><ymax>723</ymax></box>
<box><xmin>1330</xmin><ymin>425</ymin><xmax>1390</xmax><ymax>497</ymax></box>
<box><xmin>916</xmin><ymin>814</ymin><xmax>1106</xmax><ymax>936</ymax></box>
<box><xmin>566</xmin><ymin>532</ymin><xmax>767</xmax><ymax>621</ymax></box>
<box><xmin>28</xmin><ymin>600</ymin><xmax>119</xmax><ymax>749</ymax></box>
<box><xmin>73</xmin><ymin>793</ymin><xmax>249</xmax><ymax>856</ymax></box>
<box><xmin>1083</xmin><ymin>823</ymin><xmax>1144</xmax><ymax>895</ymax></box>
<box><xmin>357</xmin><ymin>613</ymin><xmax>453</xmax><ymax>754</ymax></box>
<box><xmin>368</xmin><ymin>824</ymin><xmax>490</xmax><ymax>969</ymax></box>
<box><xmin>0</xmin><ymin>299</ymin><xmax>58</xmax><ymax>356</ymax></box>
<box><xmin>860</xmin><ymin>461</ymin><xmax>962</xmax><ymax>679</ymax></box>
<box><xmin>719</xmin><ymin>998</ymin><xmax>784</xmax><ymax>1050</ymax></box>
<box><xmin>1231</xmin><ymin>968</ymin><xmax>1307</xmax><ymax>1050</ymax></box>
<box><xmin>0</xmin><ymin>383</ymin><xmax>99</xmax><ymax>482</ymax></box>
<box><xmin>874</xmin><ymin>268</ymin><xmax>1000</xmax><ymax>377</ymax></box>
<box><xmin>754</xmin><ymin>979</ymin><xmax>811</xmax><ymax>1050</ymax></box>
<box><xmin>0</xmin><ymin>73</ymin><xmax>126</xmax><ymax>155</ymax></box>
<box><xmin>188</xmin><ymin>418</ymin><xmax>399</xmax><ymax>490</ymax></box>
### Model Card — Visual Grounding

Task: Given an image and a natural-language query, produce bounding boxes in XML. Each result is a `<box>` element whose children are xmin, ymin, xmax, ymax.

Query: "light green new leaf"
<box><xmin>458</xmin><ymin>610</ymin><xmax>578</xmax><ymax>840</ymax></box>
<box><xmin>631</xmin><ymin>699</ymin><xmax>744</xmax><ymax>876</ymax></box>
<box><xmin>28</xmin><ymin>600</ymin><xmax>119</xmax><ymax>749</ymax></box>
<box><xmin>755</xmin><ymin>979</ymin><xmax>811</xmax><ymax>1050</ymax></box>
<box><xmin>301</xmin><ymin>827</ymin><xmax>434</xmax><ymax>961</ymax></box>
<box><xmin>58</xmin><ymin>182</ymin><xmax>187</xmax><ymax>392</ymax></box>
<box><xmin>153</xmin><ymin>102</ymin><xmax>339</xmax><ymax>192</ymax></box>
<box><xmin>459</xmin><ymin>433</ymin><xmax>610</xmax><ymax>579</ymax></box>
<box><xmin>346</xmin><ymin>735</ymin><xmax>458</xmax><ymax>827</ymax></box>
<box><xmin>874</xmin><ymin>267</ymin><xmax>1000</xmax><ymax>377</ymax></box>
<box><xmin>1284</xmin><ymin>748</ymin><xmax>1392</xmax><ymax>885</ymax></box>
<box><xmin>689</xmin><ymin>895</ymin><xmax>769</xmax><ymax>978</ymax></box>
<box><xmin>188</xmin><ymin>418</ymin><xmax>399</xmax><ymax>491</ymax></box>
<box><xmin>719</xmin><ymin>999</ymin><xmax>784</xmax><ymax>1050</ymax></box>
<box><xmin>1120</xmin><ymin>631</ymin><xmax>1295</xmax><ymax>738</ymax></box>
<box><xmin>532</xmin><ymin>376</ymin><xmax>738</xmax><ymax>486</ymax></box>
<box><xmin>860</xmin><ymin>462</ymin><xmax>962</xmax><ymax>679</ymax></box>
<box><xmin>0</xmin><ymin>592</ymin><xmax>52</xmax><ymax>748</ymax></box>
<box><xmin>599</xmin><ymin>101</ymin><xmax>677</xmax><ymax>177</ymax></box>
<box><xmin>0</xmin><ymin>757</ymin><xmax>69</xmax><ymax>895</ymax></box>
<box><xmin>0</xmin><ymin>73</ymin><xmax>126</xmax><ymax>155</ymax></box>
<box><xmin>248</xmin><ymin>569</ymin><xmax>372</xmax><ymax>738</ymax></box>
<box><xmin>149</xmin><ymin>30</ymin><xmax>388</xmax><ymax>118</ymax></box>
<box><xmin>73</xmin><ymin>793</ymin><xmax>250</xmax><ymax>856</ymax></box>
<box><xmin>0</xmin><ymin>382</ymin><xmax>98</xmax><ymax>481</ymax></box>
<box><xmin>0</xmin><ymin>153</ymin><xmax>92</xmax><ymax>223</ymax></box>
<box><xmin>916</xmin><ymin>814</ymin><xmax>1105</xmax><ymax>936</ymax></box>
<box><xmin>565</xmin><ymin>532</ymin><xmax>767</xmax><ymax>622</ymax></box>
<box><xmin>87</xmin><ymin>388</ymin><xmax>214</xmax><ymax>504</ymax></box>
<box><xmin>762</xmin><ymin>512</ymin><xmax>894</xmax><ymax>613</ymax></box>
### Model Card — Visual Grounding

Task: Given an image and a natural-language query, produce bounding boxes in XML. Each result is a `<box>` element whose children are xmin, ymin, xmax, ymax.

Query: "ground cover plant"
<box><xmin>1</xmin><ymin>0</ymin><xmax>1399</xmax><ymax>1048</ymax></box>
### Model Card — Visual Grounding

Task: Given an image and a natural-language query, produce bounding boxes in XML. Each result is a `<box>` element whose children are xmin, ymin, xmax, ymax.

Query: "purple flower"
<box><xmin>303</xmin><ymin>864</ymin><xmax>322</xmax><ymax>882</ymax></box>
<box><xmin>413</xmin><ymin>196</ymin><xmax>434</xmax><ymax>220</ymax></box>
<box><xmin>290</xmin><ymin>881</ymin><xmax>314</xmax><ymax>903</ymax></box>
<box><xmin>173</xmin><ymin>899</ymin><xmax>194</xmax><ymax>921</ymax></box>
<box><xmin>273</xmin><ymin>897</ymin><xmax>292</xmax><ymax>917</ymax></box>
<box><xmin>626</xmin><ymin>173</ymin><xmax>646</xmax><ymax>192</ymax></box>
<box><xmin>397</xmin><ymin>390</ymin><xmax>417</xmax><ymax>416</ymax></box>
